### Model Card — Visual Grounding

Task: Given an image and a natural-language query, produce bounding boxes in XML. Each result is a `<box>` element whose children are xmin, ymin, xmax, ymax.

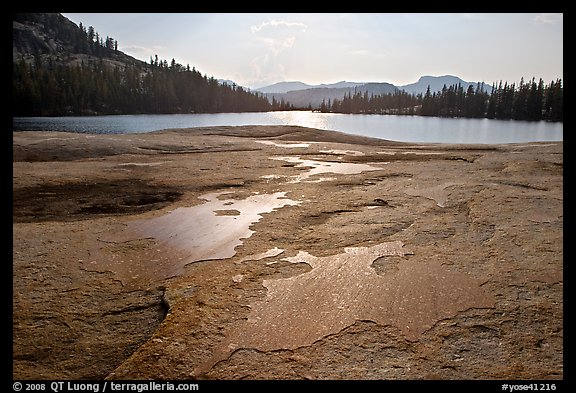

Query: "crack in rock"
<box><xmin>238</xmin><ymin>248</ymin><xmax>285</xmax><ymax>263</ymax></box>
<box><xmin>196</xmin><ymin>241</ymin><xmax>495</xmax><ymax>375</ymax></box>
<box><xmin>405</xmin><ymin>182</ymin><xmax>463</xmax><ymax>207</ymax></box>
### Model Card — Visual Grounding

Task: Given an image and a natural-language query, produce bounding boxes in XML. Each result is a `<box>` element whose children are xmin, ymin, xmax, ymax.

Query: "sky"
<box><xmin>62</xmin><ymin>13</ymin><xmax>563</xmax><ymax>89</ymax></box>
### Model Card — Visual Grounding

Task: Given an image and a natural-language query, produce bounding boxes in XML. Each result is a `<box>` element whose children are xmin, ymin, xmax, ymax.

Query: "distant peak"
<box><xmin>419</xmin><ymin>75</ymin><xmax>459</xmax><ymax>80</ymax></box>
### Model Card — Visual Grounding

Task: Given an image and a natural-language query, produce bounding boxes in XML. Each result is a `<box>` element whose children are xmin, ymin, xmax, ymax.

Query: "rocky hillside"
<box><xmin>12</xmin><ymin>13</ymin><xmax>273</xmax><ymax>116</ymax></box>
<box><xmin>13</xmin><ymin>13</ymin><xmax>141</xmax><ymax>68</ymax></box>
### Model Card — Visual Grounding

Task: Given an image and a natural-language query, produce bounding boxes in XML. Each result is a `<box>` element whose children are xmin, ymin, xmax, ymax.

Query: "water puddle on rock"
<box><xmin>319</xmin><ymin>149</ymin><xmax>365</xmax><ymax>156</ymax></box>
<box><xmin>196</xmin><ymin>241</ymin><xmax>495</xmax><ymax>374</ymax></box>
<box><xmin>116</xmin><ymin>162</ymin><xmax>166</xmax><ymax>167</ymax></box>
<box><xmin>96</xmin><ymin>192</ymin><xmax>299</xmax><ymax>282</ymax></box>
<box><xmin>256</xmin><ymin>140</ymin><xmax>312</xmax><ymax>148</ymax></box>
<box><xmin>272</xmin><ymin>156</ymin><xmax>383</xmax><ymax>183</ymax></box>
<box><xmin>130</xmin><ymin>192</ymin><xmax>299</xmax><ymax>263</ymax></box>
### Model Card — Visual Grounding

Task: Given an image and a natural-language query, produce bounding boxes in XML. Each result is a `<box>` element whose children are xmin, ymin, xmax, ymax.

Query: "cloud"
<box><xmin>532</xmin><ymin>13</ymin><xmax>563</xmax><ymax>25</ymax></box>
<box><xmin>258</xmin><ymin>36</ymin><xmax>297</xmax><ymax>55</ymax></box>
<box><xmin>247</xmin><ymin>19</ymin><xmax>308</xmax><ymax>85</ymax></box>
<box><xmin>250</xmin><ymin>20</ymin><xmax>307</xmax><ymax>34</ymax></box>
<box><xmin>248</xmin><ymin>54</ymin><xmax>287</xmax><ymax>87</ymax></box>
<box><xmin>250</xmin><ymin>19</ymin><xmax>307</xmax><ymax>54</ymax></box>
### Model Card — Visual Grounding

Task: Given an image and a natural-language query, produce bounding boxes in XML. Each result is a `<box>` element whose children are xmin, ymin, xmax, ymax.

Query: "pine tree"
<box><xmin>421</xmin><ymin>85</ymin><xmax>433</xmax><ymax>116</ymax></box>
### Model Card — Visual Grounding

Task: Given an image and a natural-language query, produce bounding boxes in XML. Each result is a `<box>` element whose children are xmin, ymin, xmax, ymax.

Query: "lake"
<box><xmin>12</xmin><ymin>111</ymin><xmax>563</xmax><ymax>144</ymax></box>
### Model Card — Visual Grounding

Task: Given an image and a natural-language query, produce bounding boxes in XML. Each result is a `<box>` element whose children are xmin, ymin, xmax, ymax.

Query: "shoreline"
<box><xmin>13</xmin><ymin>125</ymin><xmax>563</xmax><ymax>379</ymax></box>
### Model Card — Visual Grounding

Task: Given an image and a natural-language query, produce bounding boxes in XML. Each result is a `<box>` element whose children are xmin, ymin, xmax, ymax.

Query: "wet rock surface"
<box><xmin>13</xmin><ymin>126</ymin><xmax>562</xmax><ymax>380</ymax></box>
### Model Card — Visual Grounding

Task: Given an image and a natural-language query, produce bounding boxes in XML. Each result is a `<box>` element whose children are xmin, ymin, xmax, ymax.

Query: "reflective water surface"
<box><xmin>13</xmin><ymin>111</ymin><xmax>563</xmax><ymax>144</ymax></box>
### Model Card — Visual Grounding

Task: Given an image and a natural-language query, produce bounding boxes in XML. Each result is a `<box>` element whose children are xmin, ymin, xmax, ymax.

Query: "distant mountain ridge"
<box><xmin>256</xmin><ymin>75</ymin><xmax>489</xmax><ymax>95</ymax></box>
<box><xmin>255</xmin><ymin>81</ymin><xmax>313</xmax><ymax>94</ymax></box>
<box><xmin>261</xmin><ymin>83</ymin><xmax>397</xmax><ymax>108</ymax></box>
<box><xmin>255</xmin><ymin>75</ymin><xmax>491</xmax><ymax>108</ymax></box>
<box><xmin>255</xmin><ymin>81</ymin><xmax>366</xmax><ymax>94</ymax></box>
<box><xmin>399</xmin><ymin>75</ymin><xmax>491</xmax><ymax>95</ymax></box>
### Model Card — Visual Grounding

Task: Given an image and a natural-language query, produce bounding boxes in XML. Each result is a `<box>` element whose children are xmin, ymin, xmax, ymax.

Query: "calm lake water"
<box><xmin>12</xmin><ymin>111</ymin><xmax>563</xmax><ymax>144</ymax></box>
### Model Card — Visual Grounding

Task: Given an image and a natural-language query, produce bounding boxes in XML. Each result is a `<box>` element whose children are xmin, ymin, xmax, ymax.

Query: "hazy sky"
<box><xmin>62</xmin><ymin>13</ymin><xmax>563</xmax><ymax>89</ymax></box>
